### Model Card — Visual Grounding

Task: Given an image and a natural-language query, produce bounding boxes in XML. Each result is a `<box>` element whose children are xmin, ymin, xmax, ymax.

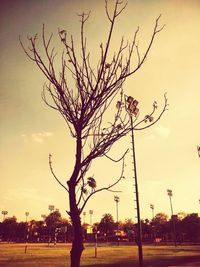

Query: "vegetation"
<box><xmin>0</xmin><ymin>212</ymin><xmax>199</xmax><ymax>244</ymax></box>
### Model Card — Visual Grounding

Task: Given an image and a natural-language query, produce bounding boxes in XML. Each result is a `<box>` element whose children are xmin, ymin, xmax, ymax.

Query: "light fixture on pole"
<box><xmin>48</xmin><ymin>205</ymin><xmax>55</xmax><ymax>214</ymax></box>
<box><xmin>114</xmin><ymin>195</ymin><xmax>120</xmax><ymax>246</ymax></box>
<box><xmin>126</xmin><ymin>95</ymin><xmax>143</xmax><ymax>267</ymax></box>
<box><xmin>25</xmin><ymin>212</ymin><xmax>29</xmax><ymax>223</ymax></box>
<box><xmin>89</xmin><ymin>210</ymin><xmax>93</xmax><ymax>233</ymax></box>
<box><xmin>2</xmin><ymin>210</ymin><xmax>8</xmax><ymax>221</ymax></box>
<box><xmin>167</xmin><ymin>189</ymin><xmax>177</xmax><ymax>246</ymax></box>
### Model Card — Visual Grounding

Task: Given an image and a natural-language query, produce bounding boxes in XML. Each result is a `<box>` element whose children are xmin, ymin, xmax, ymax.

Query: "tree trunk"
<box><xmin>69</xmin><ymin>130</ymin><xmax>84</xmax><ymax>267</ymax></box>
<box><xmin>68</xmin><ymin>182</ymin><xmax>84</xmax><ymax>267</ymax></box>
<box><xmin>70</xmin><ymin>220</ymin><xmax>84</xmax><ymax>267</ymax></box>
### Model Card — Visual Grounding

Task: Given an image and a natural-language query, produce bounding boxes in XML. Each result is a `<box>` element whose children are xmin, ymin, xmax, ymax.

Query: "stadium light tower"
<box><xmin>2</xmin><ymin>210</ymin><xmax>8</xmax><ymax>221</ymax></box>
<box><xmin>25</xmin><ymin>212</ymin><xmax>29</xmax><ymax>223</ymax></box>
<box><xmin>150</xmin><ymin>204</ymin><xmax>154</xmax><ymax>219</ymax></box>
<box><xmin>126</xmin><ymin>95</ymin><xmax>143</xmax><ymax>267</ymax></box>
<box><xmin>150</xmin><ymin>204</ymin><xmax>156</xmax><ymax>245</ymax></box>
<box><xmin>114</xmin><ymin>195</ymin><xmax>120</xmax><ymax>246</ymax></box>
<box><xmin>167</xmin><ymin>189</ymin><xmax>177</xmax><ymax>246</ymax></box>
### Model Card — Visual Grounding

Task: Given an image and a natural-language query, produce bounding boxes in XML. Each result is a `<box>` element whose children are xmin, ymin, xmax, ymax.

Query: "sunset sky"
<box><xmin>0</xmin><ymin>0</ymin><xmax>199</xmax><ymax>224</ymax></box>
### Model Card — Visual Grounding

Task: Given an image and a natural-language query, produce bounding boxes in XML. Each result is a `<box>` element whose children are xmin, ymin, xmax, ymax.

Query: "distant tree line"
<box><xmin>0</xmin><ymin>211</ymin><xmax>73</xmax><ymax>243</ymax></box>
<box><xmin>0</xmin><ymin>211</ymin><xmax>199</xmax><ymax>244</ymax></box>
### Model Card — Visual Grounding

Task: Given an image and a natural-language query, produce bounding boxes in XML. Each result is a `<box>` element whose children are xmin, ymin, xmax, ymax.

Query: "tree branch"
<box><xmin>134</xmin><ymin>93</ymin><xmax>168</xmax><ymax>130</ymax></box>
<box><xmin>79</xmin><ymin>156</ymin><xmax>125</xmax><ymax>214</ymax></box>
<box><xmin>48</xmin><ymin>154</ymin><xmax>69</xmax><ymax>192</ymax></box>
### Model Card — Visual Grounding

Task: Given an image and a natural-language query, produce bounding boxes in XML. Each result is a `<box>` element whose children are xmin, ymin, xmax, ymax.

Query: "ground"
<box><xmin>0</xmin><ymin>243</ymin><xmax>200</xmax><ymax>266</ymax></box>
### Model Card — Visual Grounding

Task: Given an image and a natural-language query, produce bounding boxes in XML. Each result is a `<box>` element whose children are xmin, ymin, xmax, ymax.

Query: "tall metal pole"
<box><xmin>25</xmin><ymin>212</ymin><xmax>29</xmax><ymax>223</ymax></box>
<box><xmin>150</xmin><ymin>204</ymin><xmax>154</xmax><ymax>219</ymax></box>
<box><xmin>150</xmin><ymin>204</ymin><xmax>155</xmax><ymax>245</ymax></box>
<box><xmin>114</xmin><ymin>196</ymin><xmax>120</xmax><ymax>246</ymax></box>
<box><xmin>25</xmin><ymin>212</ymin><xmax>29</xmax><ymax>254</ymax></box>
<box><xmin>131</xmin><ymin>116</ymin><xmax>143</xmax><ymax>267</ymax></box>
<box><xmin>167</xmin><ymin>189</ymin><xmax>177</xmax><ymax>247</ymax></box>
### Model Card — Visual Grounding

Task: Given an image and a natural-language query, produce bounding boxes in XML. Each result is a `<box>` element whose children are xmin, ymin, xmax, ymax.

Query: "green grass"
<box><xmin>0</xmin><ymin>243</ymin><xmax>199</xmax><ymax>267</ymax></box>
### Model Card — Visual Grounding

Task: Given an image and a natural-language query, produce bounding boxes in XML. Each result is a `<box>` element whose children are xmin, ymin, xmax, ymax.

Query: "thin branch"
<box><xmin>134</xmin><ymin>93</ymin><xmax>168</xmax><ymax>130</ymax></box>
<box><xmin>49</xmin><ymin>154</ymin><xmax>69</xmax><ymax>192</ymax></box>
<box><xmin>104</xmin><ymin>148</ymin><xmax>129</xmax><ymax>162</ymax></box>
<box><xmin>79</xmin><ymin>157</ymin><xmax>125</xmax><ymax>214</ymax></box>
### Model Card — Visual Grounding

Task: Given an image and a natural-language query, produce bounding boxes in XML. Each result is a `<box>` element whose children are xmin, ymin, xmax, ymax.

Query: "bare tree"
<box><xmin>20</xmin><ymin>1</ymin><xmax>167</xmax><ymax>266</ymax></box>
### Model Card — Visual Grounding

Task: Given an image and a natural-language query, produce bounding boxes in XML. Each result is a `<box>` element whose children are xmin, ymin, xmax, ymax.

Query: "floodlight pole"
<box><xmin>2</xmin><ymin>210</ymin><xmax>8</xmax><ymax>221</ymax></box>
<box><xmin>150</xmin><ymin>204</ymin><xmax>156</xmax><ymax>245</ymax></box>
<box><xmin>130</xmin><ymin>116</ymin><xmax>143</xmax><ymax>267</ymax></box>
<box><xmin>25</xmin><ymin>212</ymin><xmax>29</xmax><ymax>223</ymax></box>
<box><xmin>25</xmin><ymin>212</ymin><xmax>29</xmax><ymax>254</ymax></box>
<box><xmin>167</xmin><ymin>189</ymin><xmax>177</xmax><ymax>247</ymax></box>
<box><xmin>114</xmin><ymin>195</ymin><xmax>120</xmax><ymax>246</ymax></box>
<box><xmin>150</xmin><ymin>204</ymin><xmax>154</xmax><ymax>219</ymax></box>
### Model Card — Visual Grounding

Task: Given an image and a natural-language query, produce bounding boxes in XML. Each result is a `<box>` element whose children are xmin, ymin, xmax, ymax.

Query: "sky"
<box><xmin>0</xmin><ymin>0</ymin><xmax>199</xmax><ymax>224</ymax></box>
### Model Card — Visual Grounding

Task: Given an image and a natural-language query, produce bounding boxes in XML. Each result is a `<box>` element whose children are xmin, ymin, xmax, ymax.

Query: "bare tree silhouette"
<box><xmin>20</xmin><ymin>1</ymin><xmax>167</xmax><ymax>266</ymax></box>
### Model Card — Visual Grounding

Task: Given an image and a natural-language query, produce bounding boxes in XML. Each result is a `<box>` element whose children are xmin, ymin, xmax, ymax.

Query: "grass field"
<box><xmin>0</xmin><ymin>243</ymin><xmax>200</xmax><ymax>267</ymax></box>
